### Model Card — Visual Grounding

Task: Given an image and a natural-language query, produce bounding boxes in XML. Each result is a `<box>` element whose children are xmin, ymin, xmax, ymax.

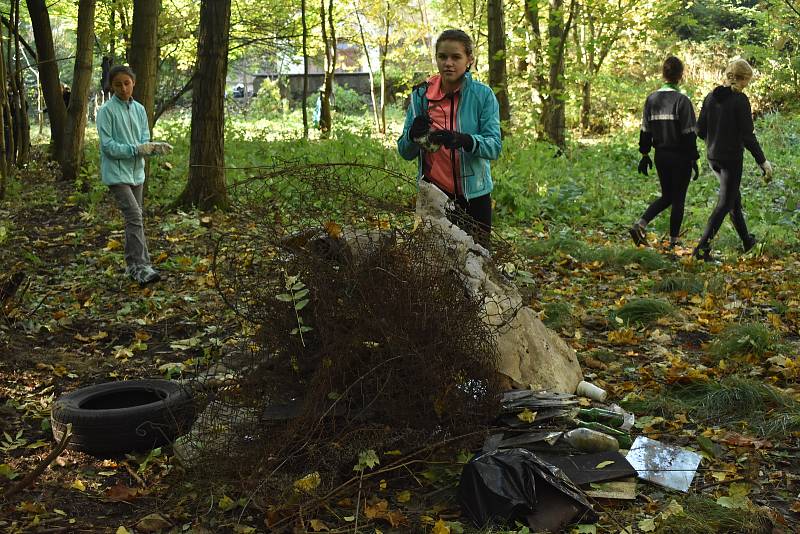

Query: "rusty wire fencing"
<box><xmin>179</xmin><ymin>162</ymin><xmax>522</xmax><ymax>514</ymax></box>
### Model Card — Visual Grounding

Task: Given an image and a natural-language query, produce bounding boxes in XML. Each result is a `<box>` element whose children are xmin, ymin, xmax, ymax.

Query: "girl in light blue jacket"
<box><xmin>97</xmin><ymin>65</ymin><xmax>171</xmax><ymax>286</ymax></box>
<box><xmin>398</xmin><ymin>29</ymin><xmax>502</xmax><ymax>244</ymax></box>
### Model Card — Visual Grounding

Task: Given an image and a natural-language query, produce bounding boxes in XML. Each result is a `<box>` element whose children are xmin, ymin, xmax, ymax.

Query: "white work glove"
<box><xmin>150</xmin><ymin>141</ymin><xmax>173</xmax><ymax>155</ymax></box>
<box><xmin>759</xmin><ymin>160</ymin><xmax>773</xmax><ymax>183</ymax></box>
<box><xmin>137</xmin><ymin>142</ymin><xmax>157</xmax><ymax>156</ymax></box>
<box><xmin>137</xmin><ymin>142</ymin><xmax>173</xmax><ymax>156</ymax></box>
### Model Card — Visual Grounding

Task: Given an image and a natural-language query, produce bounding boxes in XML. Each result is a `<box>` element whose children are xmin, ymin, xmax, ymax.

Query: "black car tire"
<box><xmin>51</xmin><ymin>379</ymin><xmax>195</xmax><ymax>456</ymax></box>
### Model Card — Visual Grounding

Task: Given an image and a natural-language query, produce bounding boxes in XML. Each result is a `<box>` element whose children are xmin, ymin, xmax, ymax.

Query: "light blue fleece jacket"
<box><xmin>96</xmin><ymin>95</ymin><xmax>150</xmax><ymax>186</ymax></box>
<box><xmin>397</xmin><ymin>72</ymin><xmax>502</xmax><ymax>200</ymax></box>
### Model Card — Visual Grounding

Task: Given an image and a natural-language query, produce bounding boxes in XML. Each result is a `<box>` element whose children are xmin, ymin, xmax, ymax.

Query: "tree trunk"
<box><xmin>379</xmin><ymin>0</ymin><xmax>390</xmax><ymax>134</ymax></box>
<box><xmin>59</xmin><ymin>0</ymin><xmax>96</xmax><ymax>182</ymax></box>
<box><xmin>11</xmin><ymin>0</ymin><xmax>30</xmax><ymax>164</ymax></box>
<box><xmin>129</xmin><ymin>0</ymin><xmax>160</xmax><ymax>196</ymax></box>
<box><xmin>319</xmin><ymin>0</ymin><xmax>336</xmax><ymax>138</ymax></box>
<box><xmin>580</xmin><ymin>79</ymin><xmax>591</xmax><ymax>132</ymax></box>
<box><xmin>301</xmin><ymin>0</ymin><xmax>309</xmax><ymax>139</ymax></box>
<box><xmin>541</xmin><ymin>0</ymin><xmax>575</xmax><ymax>148</ymax></box>
<box><xmin>487</xmin><ymin>0</ymin><xmax>511</xmax><ymax>130</ymax></box>
<box><xmin>0</xmin><ymin>25</ymin><xmax>10</xmax><ymax>199</ymax></box>
<box><xmin>26</xmin><ymin>0</ymin><xmax>65</xmax><ymax>157</ymax></box>
<box><xmin>355</xmin><ymin>9</ymin><xmax>379</xmax><ymax>132</ymax></box>
<box><xmin>175</xmin><ymin>0</ymin><xmax>230</xmax><ymax>211</ymax></box>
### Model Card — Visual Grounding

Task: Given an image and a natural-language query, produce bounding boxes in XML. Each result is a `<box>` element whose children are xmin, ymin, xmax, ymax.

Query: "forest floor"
<box><xmin>1</xmin><ymin>157</ymin><xmax>799</xmax><ymax>533</ymax></box>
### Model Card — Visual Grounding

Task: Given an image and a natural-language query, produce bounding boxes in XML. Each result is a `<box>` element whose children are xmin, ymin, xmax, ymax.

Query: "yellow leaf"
<box><xmin>517</xmin><ymin>408</ymin><xmax>537</xmax><ymax>423</ymax></box>
<box><xmin>116</xmin><ymin>527</ymin><xmax>131</xmax><ymax>534</ymax></box>
<box><xmin>324</xmin><ymin>221</ymin><xmax>342</xmax><ymax>239</ymax></box>
<box><xmin>91</xmin><ymin>331</ymin><xmax>108</xmax><ymax>341</ymax></box>
<box><xmin>293</xmin><ymin>472</ymin><xmax>321</xmax><ymax>494</ymax></box>
<box><xmin>396</xmin><ymin>490</ymin><xmax>411</xmax><ymax>503</ymax></box>
<box><xmin>105</xmin><ymin>238</ymin><xmax>123</xmax><ymax>251</ymax></box>
<box><xmin>379</xmin><ymin>479</ymin><xmax>387</xmax><ymax>490</ymax></box>
<box><xmin>218</xmin><ymin>495</ymin><xmax>237</xmax><ymax>512</ymax></box>
<box><xmin>71</xmin><ymin>479</ymin><xmax>86</xmax><ymax>491</ymax></box>
<box><xmin>638</xmin><ymin>517</ymin><xmax>656</xmax><ymax>532</ymax></box>
<box><xmin>431</xmin><ymin>519</ymin><xmax>451</xmax><ymax>534</ymax></box>
<box><xmin>309</xmin><ymin>519</ymin><xmax>329</xmax><ymax>532</ymax></box>
<box><xmin>595</xmin><ymin>460</ymin><xmax>615</xmax><ymax>469</ymax></box>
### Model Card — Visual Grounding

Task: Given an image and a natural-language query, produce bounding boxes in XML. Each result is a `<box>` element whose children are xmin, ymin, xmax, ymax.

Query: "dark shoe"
<box><xmin>668</xmin><ymin>238</ymin><xmax>682</xmax><ymax>250</ymax></box>
<box><xmin>743</xmin><ymin>233</ymin><xmax>757</xmax><ymax>252</ymax></box>
<box><xmin>127</xmin><ymin>264</ymin><xmax>161</xmax><ymax>286</ymax></box>
<box><xmin>692</xmin><ymin>244</ymin><xmax>713</xmax><ymax>262</ymax></box>
<box><xmin>629</xmin><ymin>224</ymin><xmax>648</xmax><ymax>247</ymax></box>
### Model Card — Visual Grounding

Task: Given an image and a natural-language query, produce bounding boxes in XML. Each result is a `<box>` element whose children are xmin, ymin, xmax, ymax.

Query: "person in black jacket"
<box><xmin>692</xmin><ymin>58</ymin><xmax>773</xmax><ymax>261</ymax></box>
<box><xmin>630</xmin><ymin>56</ymin><xmax>699</xmax><ymax>249</ymax></box>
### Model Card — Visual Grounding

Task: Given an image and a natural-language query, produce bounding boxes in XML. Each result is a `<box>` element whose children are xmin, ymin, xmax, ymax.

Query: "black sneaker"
<box><xmin>743</xmin><ymin>234</ymin><xmax>757</xmax><ymax>252</ymax></box>
<box><xmin>628</xmin><ymin>224</ymin><xmax>648</xmax><ymax>247</ymax></box>
<box><xmin>692</xmin><ymin>244</ymin><xmax>713</xmax><ymax>262</ymax></box>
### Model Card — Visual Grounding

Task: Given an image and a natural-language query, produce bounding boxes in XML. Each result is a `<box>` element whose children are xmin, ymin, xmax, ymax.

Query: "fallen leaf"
<box><xmin>135</xmin><ymin>513</ymin><xmax>171</xmax><ymax>533</ymax></box>
<box><xmin>116</xmin><ymin>527</ymin><xmax>131</xmax><ymax>534</ymax></box>
<box><xmin>364</xmin><ymin>500</ymin><xmax>389</xmax><ymax>519</ymax></box>
<box><xmin>596</xmin><ymin>460</ymin><xmax>615</xmax><ymax>469</ymax></box>
<box><xmin>396</xmin><ymin>490</ymin><xmax>411</xmax><ymax>503</ymax></box>
<box><xmin>517</xmin><ymin>408</ymin><xmax>537</xmax><ymax>423</ymax></box>
<box><xmin>71</xmin><ymin>479</ymin><xmax>86</xmax><ymax>491</ymax></box>
<box><xmin>309</xmin><ymin>519</ymin><xmax>329</xmax><ymax>531</ymax></box>
<box><xmin>218</xmin><ymin>495</ymin><xmax>237</xmax><ymax>511</ymax></box>
<box><xmin>105</xmin><ymin>483</ymin><xmax>142</xmax><ymax>502</ymax></box>
<box><xmin>637</xmin><ymin>517</ymin><xmax>656</xmax><ymax>532</ymax></box>
<box><xmin>431</xmin><ymin>519</ymin><xmax>450</xmax><ymax>534</ymax></box>
<box><xmin>293</xmin><ymin>471</ymin><xmax>321</xmax><ymax>493</ymax></box>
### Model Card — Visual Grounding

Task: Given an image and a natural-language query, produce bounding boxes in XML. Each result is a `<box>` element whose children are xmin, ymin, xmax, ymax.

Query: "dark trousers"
<box><xmin>698</xmin><ymin>157</ymin><xmax>750</xmax><ymax>246</ymax></box>
<box><xmin>641</xmin><ymin>150</ymin><xmax>692</xmax><ymax>238</ymax></box>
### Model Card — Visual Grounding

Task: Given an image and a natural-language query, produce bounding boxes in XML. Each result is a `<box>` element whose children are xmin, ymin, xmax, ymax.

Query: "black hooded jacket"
<box><xmin>696</xmin><ymin>86</ymin><xmax>765</xmax><ymax>164</ymax></box>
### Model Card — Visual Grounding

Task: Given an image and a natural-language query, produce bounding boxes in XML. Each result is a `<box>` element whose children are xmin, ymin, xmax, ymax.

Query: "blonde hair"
<box><xmin>724</xmin><ymin>58</ymin><xmax>753</xmax><ymax>81</ymax></box>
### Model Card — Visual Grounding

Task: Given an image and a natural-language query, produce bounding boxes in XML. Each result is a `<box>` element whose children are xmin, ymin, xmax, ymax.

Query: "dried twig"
<box><xmin>4</xmin><ymin>424</ymin><xmax>72</xmax><ymax>500</ymax></box>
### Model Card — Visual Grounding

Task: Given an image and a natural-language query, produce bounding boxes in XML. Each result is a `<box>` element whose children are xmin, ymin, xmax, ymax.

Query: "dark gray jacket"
<box><xmin>697</xmin><ymin>86</ymin><xmax>765</xmax><ymax>164</ymax></box>
<box><xmin>639</xmin><ymin>87</ymin><xmax>698</xmax><ymax>160</ymax></box>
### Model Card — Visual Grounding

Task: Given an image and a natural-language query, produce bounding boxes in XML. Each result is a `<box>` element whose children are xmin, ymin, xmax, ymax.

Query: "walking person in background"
<box><xmin>397</xmin><ymin>29</ymin><xmax>502</xmax><ymax>246</ymax></box>
<box><xmin>629</xmin><ymin>56</ymin><xmax>699</xmax><ymax>250</ymax></box>
<box><xmin>96</xmin><ymin>65</ymin><xmax>172</xmax><ymax>286</ymax></box>
<box><xmin>692</xmin><ymin>58</ymin><xmax>773</xmax><ymax>261</ymax></box>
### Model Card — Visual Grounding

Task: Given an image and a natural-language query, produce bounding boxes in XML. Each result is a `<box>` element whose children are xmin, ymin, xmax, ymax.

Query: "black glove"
<box><xmin>409</xmin><ymin>114</ymin><xmax>431</xmax><ymax>141</ymax></box>
<box><xmin>637</xmin><ymin>154</ymin><xmax>653</xmax><ymax>176</ymax></box>
<box><xmin>692</xmin><ymin>160</ymin><xmax>699</xmax><ymax>181</ymax></box>
<box><xmin>428</xmin><ymin>129</ymin><xmax>474</xmax><ymax>151</ymax></box>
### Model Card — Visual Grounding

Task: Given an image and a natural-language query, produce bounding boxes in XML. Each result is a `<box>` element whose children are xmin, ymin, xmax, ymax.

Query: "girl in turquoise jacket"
<box><xmin>397</xmin><ymin>29</ymin><xmax>502</xmax><ymax>244</ymax></box>
<box><xmin>96</xmin><ymin>65</ymin><xmax>171</xmax><ymax>286</ymax></box>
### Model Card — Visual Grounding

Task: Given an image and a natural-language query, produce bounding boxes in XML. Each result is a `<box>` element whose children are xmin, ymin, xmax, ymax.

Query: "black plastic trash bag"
<box><xmin>458</xmin><ymin>448</ymin><xmax>597</xmax><ymax>532</ymax></box>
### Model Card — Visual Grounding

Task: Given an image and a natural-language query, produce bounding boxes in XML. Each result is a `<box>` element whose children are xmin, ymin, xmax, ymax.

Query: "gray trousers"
<box><xmin>109</xmin><ymin>184</ymin><xmax>151</xmax><ymax>267</ymax></box>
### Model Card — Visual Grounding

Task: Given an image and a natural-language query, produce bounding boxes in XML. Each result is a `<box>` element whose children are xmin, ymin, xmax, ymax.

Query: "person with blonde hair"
<box><xmin>692</xmin><ymin>58</ymin><xmax>773</xmax><ymax>261</ymax></box>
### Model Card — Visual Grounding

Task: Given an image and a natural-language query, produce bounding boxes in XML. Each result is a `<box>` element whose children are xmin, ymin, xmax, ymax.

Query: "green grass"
<box><xmin>709</xmin><ymin>322</ymin><xmax>779</xmax><ymax>359</ymax></box>
<box><xmin>655</xmin><ymin>495</ymin><xmax>773</xmax><ymax>534</ymax></box>
<box><xmin>655</xmin><ymin>274</ymin><xmax>705</xmax><ymax>294</ymax></box>
<box><xmin>541</xmin><ymin>302</ymin><xmax>573</xmax><ymax>330</ymax></box>
<box><xmin>622</xmin><ymin>375</ymin><xmax>800</xmax><ymax>438</ymax></box>
<box><xmin>612</xmin><ymin>298</ymin><xmax>675</xmax><ymax>326</ymax></box>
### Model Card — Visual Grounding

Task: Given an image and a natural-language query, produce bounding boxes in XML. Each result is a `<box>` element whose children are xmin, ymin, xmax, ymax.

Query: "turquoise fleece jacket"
<box><xmin>397</xmin><ymin>72</ymin><xmax>502</xmax><ymax>200</ymax></box>
<box><xmin>96</xmin><ymin>95</ymin><xmax>150</xmax><ymax>186</ymax></box>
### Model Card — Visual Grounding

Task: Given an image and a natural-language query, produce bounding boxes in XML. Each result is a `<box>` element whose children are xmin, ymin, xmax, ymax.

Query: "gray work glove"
<box><xmin>137</xmin><ymin>142</ymin><xmax>173</xmax><ymax>156</ymax></box>
<box><xmin>759</xmin><ymin>160</ymin><xmax>773</xmax><ymax>183</ymax></box>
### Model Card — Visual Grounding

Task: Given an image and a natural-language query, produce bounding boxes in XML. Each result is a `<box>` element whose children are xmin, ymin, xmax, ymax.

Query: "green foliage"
<box><xmin>332</xmin><ymin>85</ymin><xmax>367</xmax><ymax>115</ymax></box>
<box><xmin>612</xmin><ymin>298</ymin><xmax>675</xmax><ymax>326</ymax></box>
<box><xmin>248</xmin><ymin>78</ymin><xmax>285</xmax><ymax>119</ymax></box>
<box><xmin>709</xmin><ymin>322</ymin><xmax>778</xmax><ymax>359</ymax></box>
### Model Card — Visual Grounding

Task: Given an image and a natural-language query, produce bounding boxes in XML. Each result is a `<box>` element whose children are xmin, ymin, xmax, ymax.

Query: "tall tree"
<box><xmin>59</xmin><ymin>0</ymin><xmax>96</xmax><ymax>182</ymax></box>
<box><xmin>26</xmin><ymin>0</ymin><xmax>66</xmax><ymax>157</ymax></box>
<box><xmin>487</xmin><ymin>0</ymin><xmax>511</xmax><ymax>129</ymax></box>
<box><xmin>302</xmin><ymin>0</ymin><xmax>310</xmax><ymax>139</ymax></box>
<box><xmin>541</xmin><ymin>0</ymin><xmax>575</xmax><ymax>148</ymax></box>
<box><xmin>318</xmin><ymin>0</ymin><xmax>336</xmax><ymax>137</ymax></box>
<box><xmin>0</xmin><ymin>25</ymin><xmax>10</xmax><ymax>199</ymax></box>
<box><xmin>128</xmin><ymin>0</ymin><xmax>161</xmax><ymax>129</ymax></box>
<box><xmin>572</xmin><ymin>0</ymin><xmax>641</xmax><ymax>132</ymax></box>
<box><xmin>175</xmin><ymin>0</ymin><xmax>231</xmax><ymax>210</ymax></box>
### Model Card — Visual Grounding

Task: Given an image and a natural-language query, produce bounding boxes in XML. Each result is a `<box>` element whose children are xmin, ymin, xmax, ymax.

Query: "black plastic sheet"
<box><xmin>458</xmin><ymin>448</ymin><xmax>597</xmax><ymax>531</ymax></box>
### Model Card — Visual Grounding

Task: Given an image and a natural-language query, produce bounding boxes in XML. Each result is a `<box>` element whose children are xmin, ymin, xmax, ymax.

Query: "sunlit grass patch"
<box><xmin>622</xmin><ymin>375</ymin><xmax>800</xmax><ymax>438</ymax></box>
<box><xmin>542</xmin><ymin>301</ymin><xmax>573</xmax><ymax>330</ymax></box>
<box><xmin>656</xmin><ymin>495</ymin><xmax>774</xmax><ymax>534</ymax></box>
<box><xmin>611</xmin><ymin>298</ymin><xmax>675</xmax><ymax>326</ymax></box>
<box><xmin>655</xmin><ymin>274</ymin><xmax>704</xmax><ymax>294</ymax></box>
<box><xmin>521</xmin><ymin>235</ymin><xmax>588</xmax><ymax>260</ymax></box>
<box><xmin>709</xmin><ymin>322</ymin><xmax>779</xmax><ymax>359</ymax></box>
